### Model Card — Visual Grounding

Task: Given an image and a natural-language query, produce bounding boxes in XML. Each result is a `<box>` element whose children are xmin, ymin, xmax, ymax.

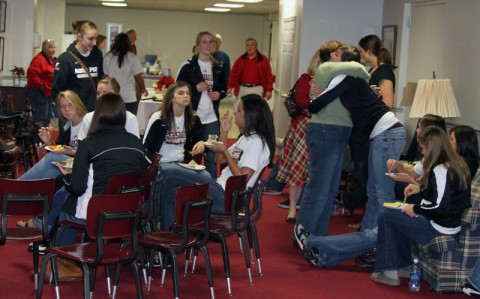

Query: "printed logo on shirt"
<box><xmin>230</xmin><ymin>145</ymin><xmax>243</xmax><ymax>162</ymax></box>
<box><xmin>165</xmin><ymin>131</ymin><xmax>186</xmax><ymax>145</ymax></box>
<box><xmin>70</xmin><ymin>137</ymin><xmax>79</xmax><ymax>148</ymax></box>
<box><xmin>202</xmin><ymin>69</ymin><xmax>213</xmax><ymax>90</ymax></box>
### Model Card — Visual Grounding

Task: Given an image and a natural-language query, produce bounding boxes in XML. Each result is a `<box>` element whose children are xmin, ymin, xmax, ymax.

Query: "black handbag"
<box><xmin>284</xmin><ymin>79</ymin><xmax>310</xmax><ymax>119</ymax></box>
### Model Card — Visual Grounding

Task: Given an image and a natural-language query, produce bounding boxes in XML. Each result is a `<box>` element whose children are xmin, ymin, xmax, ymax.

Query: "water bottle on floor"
<box><xmin>409</xmin><ymin>258</ymin><xmax>420</xmax><ymax>292</ymax></box>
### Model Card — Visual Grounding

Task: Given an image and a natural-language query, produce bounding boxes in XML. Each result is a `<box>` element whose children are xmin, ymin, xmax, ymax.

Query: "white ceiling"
<box><xmin>65</xmin><ymin>0</ymin><xmax>279</xmax><ymax>15</ymax></box>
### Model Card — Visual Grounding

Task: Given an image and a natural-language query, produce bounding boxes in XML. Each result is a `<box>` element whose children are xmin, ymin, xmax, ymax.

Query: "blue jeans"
<box><xmin>202</xmin><ymin>121</ymin><xmax>220</xmax><ymax>179</ymax></box>
<box><xmin>18</xmin><ymin>152</ymin><xmax>67</xmax><ymax>180</ymax></box>
<box><xmin>296</xmin><ymin>123</ymin><xmax>351</xmax><ymax>236</ymax></box>
<box><xmin>32</xmin><ymin>186</ymin><xmax>69</xmax><ymax>233</ymax></box>
<box><xmin>57</xmin><ymin>210</ymin><xmax>87</xmax><ymax>246</ymax></box>
<box><xmin>157</xmin><ymin>165</ymin><xmax>218</xmax><ymax>230</ymax></box>
<box><xmin>305</xmin><ymin>227</ymin><xmax>378</xmax><ymax>267</ymax></box>
<box><xmin>28</xmin><ymin>89</ymin><xmax>53</xmax><ymax>126</ymax></box>
<box><xmin>468</xmin><ymin>257</ymin><xmax>480</xmax><ymax>290</ymax></box>
<box><xmin>374</xmin><ymin>209</ymin><xmax>442</xmax><ymax>272</ymax></box>
<box><xmin>361</xmin><ymin>127</ymin><xmax>407</xmax><ymax>230</ymax></box>
<box><xmin>264</xmin><ymin>155</ymin><xmax>286</xmax><ymax>192</ymax></box>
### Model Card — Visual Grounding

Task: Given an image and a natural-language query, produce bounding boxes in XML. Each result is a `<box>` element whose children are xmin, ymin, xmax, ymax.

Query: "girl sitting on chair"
<box><xmin>156</xmin><ymin>93</ymin><xmax>275</xmax><ymax>230</ymax></box>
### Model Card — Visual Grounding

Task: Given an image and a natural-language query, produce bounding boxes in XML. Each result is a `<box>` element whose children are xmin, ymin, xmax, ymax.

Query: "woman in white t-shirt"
<box><xmin>143</xmin><ymin>81</ymin><xmax>205</xmax><ymax>167</ymax></box>
<box><xmin>103</xmin><ymin>32</ymin><xmax>147</xmax><ymax>114</ymax></box>
<box><xmin>157</xmin><ymin>93</ymin><xmax>275</xmax><ymax>230</ymax></box>
<box><xmin>19</xmin><ymin>90</ymin><xmax>87</xmax><ymax>181</ymax></box>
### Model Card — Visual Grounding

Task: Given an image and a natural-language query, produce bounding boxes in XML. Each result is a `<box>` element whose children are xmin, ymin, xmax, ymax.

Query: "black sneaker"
<box><xmin>462</xmin><ymin>281</ymin><xmax>480</xmax><ymax>296</ymax></box>
<box><xmin>277</xmin><ymin>199</ymin><xmax>301</xmax><ymax>209</ymax></box>
<box><xmin>294</xmin><ymin>224</ymin><xmax>310</xmax><ymax>250</ymax></box>
<box><xmin>355</xmin><ymin>249</ymin><xmax>376</xmax><ymax>270</ymax></box>
<box><xmin>302</xmin><ymin>247</ymin><xmax>320</xmax><ymax>267</ymax></box>
<box><xmin>28</xmin><ymin>242</ymin><xmax>47</xmax><ymax>255</ymax></box>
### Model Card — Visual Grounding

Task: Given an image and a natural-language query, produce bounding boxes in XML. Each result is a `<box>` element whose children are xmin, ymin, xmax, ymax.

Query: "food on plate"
<box><xmin>383</xmin><ymin>202</ymin><xmax>406</xmax><ymax>209</ymax></box>
<box><xmin>53</xmin><ymin>157</ymin><xmax>74</xmax><ymax>168</ymax></box>
<box><xmin>46</xmin><ymin>144</ymin><xmax>63</xmax><ymax>151</ymax></box>
<box><xmin>187</xmin><ymin>160</ymin><xmax>198</xmax><ymax>169</ymax></box>
<box><xmin>207</xmin><ymin>134</ymin><xmax>218</xmax><ymax>141</ymax></box>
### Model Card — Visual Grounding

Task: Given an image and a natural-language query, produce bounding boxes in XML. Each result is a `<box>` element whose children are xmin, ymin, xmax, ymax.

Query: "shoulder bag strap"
<box><xmin>68</xmin><ymin>50</ymin><xmax>96</xmax><ymax>89</ymax></box>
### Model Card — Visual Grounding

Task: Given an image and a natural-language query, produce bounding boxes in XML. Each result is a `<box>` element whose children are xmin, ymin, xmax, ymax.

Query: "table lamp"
<box><xmin>409</xmin><ymin>78</ymin><xmax>461</xmax><ymax>118</ymax></box>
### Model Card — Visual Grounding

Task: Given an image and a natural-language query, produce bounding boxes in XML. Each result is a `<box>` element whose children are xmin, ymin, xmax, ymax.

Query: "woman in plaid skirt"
<box><xmin>277</xmin><ymin>50</ymin><xmax>323</xmax><ymax>223</ymax></box>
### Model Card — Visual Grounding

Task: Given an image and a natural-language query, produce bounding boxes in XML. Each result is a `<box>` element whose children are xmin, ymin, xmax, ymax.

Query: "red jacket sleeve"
<box><xmin>26</xmin><ymin>54</ymin><xmax>45</xmax><ymax>90</ymax></box>
<box><xmin>294</xmin><ymin>73</ymin><xmax>312</xmax><ymax>110</ymax></box>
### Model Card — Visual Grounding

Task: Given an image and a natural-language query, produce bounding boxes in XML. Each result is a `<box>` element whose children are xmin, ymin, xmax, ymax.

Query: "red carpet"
<box><xmin>1</xmin><ymin>143</ymin><xmax>467</xmax><ymax>298</ymax></box>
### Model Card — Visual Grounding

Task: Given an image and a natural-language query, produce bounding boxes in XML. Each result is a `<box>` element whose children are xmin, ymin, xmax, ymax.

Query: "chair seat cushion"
<box><xmin>424</xmin><ymin>235</ymin><xmax>459</xmax><ymax>253</ymax></box>
<box><xmin>47</xmin><ymin>242</ymin><xmax>133</xmax><ymax>264</ymax></box>
<box><xmin>139</xmin><ymin>232</ymin><xmax>196</xmax><ymax>248</ymax></box>
<box><xmin>6</xmin><ymin>227</ymin><xmax>43</xmax><ymax>240</ymax></box>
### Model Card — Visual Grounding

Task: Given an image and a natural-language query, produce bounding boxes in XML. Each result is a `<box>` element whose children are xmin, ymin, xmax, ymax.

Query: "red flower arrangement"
<box><xmin>10</xmin><ymin>66</ymin><xmax>25</xmax><ymax>77</ymax></box>
<box><xmin>156</xmin><ymin>75</ymin><xmax>174</xmax><ymax>91</ymax></box>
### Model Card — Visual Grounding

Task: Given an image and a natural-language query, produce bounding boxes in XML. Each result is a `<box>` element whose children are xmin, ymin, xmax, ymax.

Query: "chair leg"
<box><xmin>199</xmin><ymin>245</ymin><xmax>215</xmax><ymax>299</ymax></box>
<box><xmin>146</xmin><ymin>249</ymin><xmax>155</xmax><ymax>294</ymax></box>
<box><xmin>219</xmin><ymin>238</ymin><xmax>232</xmax><ymax>296</ymax></box>
<box><xmin>249</xmin><ymin>223</ymin><xmax>262</xmax><ymax>276</ymax></box>
<box><xmin>169</xmin><ymin>250</ymin><xmax>180</xmax><ymax>299</ymax></box>
<box><xmin>129</xmin><ymin>260</ymin><xmax>144</xmax><ymax>299</ymax></box>
<box><xmin>112</xmin><ymin>262</ymin><xmax>122</xmax><ymax>299</ymax></box>
<box><xmin>239</xmin><ymin>231</ymin><xmax>253</xmax><ymax>286</ymax></box>
<box><xmin>191</xmin><ymin>247</ymin><xmax>199</xmax><ymax>274</ymax></box>
<box><xmin>80</xmin><ymin>263</ymin><xmax>90</xmax><ymax>299</ymax></box>
<box><xmin>33</xmin><ymin>241</ymin><xmax>39</xmax><ymax>290</ymax></box>
<box><xmin>105</xmin><ymin>264</ymin><xmax>112</xmax><ymax>296</ymax></box>
<box><xmin>37</xmin><ymin>252</ymin><xmax>55</xmax><ymax>299</ymax></box>
<box><xmin>138</xmin><ymin>247</ymin><xmax>148</xmax><ymax>286</ymax></box>
<box><xmin>184</xmin><ymin>247</ymin><xmax>191</xmax><ymax>276</ymax></box>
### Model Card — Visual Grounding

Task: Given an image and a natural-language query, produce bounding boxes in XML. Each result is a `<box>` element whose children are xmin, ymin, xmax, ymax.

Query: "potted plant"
<box><xmin>10</xmin><ymin>66</ymin><xmax>25</xmax><ymax>87</ymax></box>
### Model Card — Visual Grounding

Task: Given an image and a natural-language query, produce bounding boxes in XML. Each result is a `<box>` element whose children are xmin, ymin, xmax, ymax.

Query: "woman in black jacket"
<box><xmin>176</xmin><ymin>31</ymin><xmax>227</xmax><ymax>178</ymax></box>
<box><xmin>56</xmin><ymin>93</ymin><xmax>148</xmax><ymax>245</ymax></box>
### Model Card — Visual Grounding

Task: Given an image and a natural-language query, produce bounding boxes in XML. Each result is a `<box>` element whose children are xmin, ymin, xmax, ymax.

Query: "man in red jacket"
<box><xmin>26</xmin><ymin>39</ymin><xmax>56</xmax><ymax>126</ymax></box>
<box><xmin>227</xmin><ymin>37</ymin><xmax>273</xmax><ymax>100</ymax></box>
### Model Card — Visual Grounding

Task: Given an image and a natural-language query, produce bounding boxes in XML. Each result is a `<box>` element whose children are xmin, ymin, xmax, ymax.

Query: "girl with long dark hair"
<box><xmin>156</xmin><ymin>94</ymin><xmax>274</xmax><ymax>230</ymax></box>
<box><xmin>103</xmin><ymin>32</ymin><xmax>147</xmax><ymax>113</ymax></box>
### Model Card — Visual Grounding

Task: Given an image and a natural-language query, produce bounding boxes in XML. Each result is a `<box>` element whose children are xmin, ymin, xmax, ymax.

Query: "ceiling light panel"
<box><xmin>102</xmin><ymin>2</ymin><xmax>128</xmax><ymax>7</ymax></box>
<box><xmin>204</xmin><ymin>7</ymin><xmax>231</xmax><ymax>12</ymax></box>
<box><xmin>214</xmin><ymin>3</ymin><xmax>245</xmax><ymax>8</ymax></box>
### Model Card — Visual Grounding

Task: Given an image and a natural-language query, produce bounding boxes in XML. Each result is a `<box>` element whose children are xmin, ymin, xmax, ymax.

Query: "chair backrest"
<box><xmin>250</xmin><ymin>179</ymin><xmax>266</xmax><ymax>223</ymax></box>
<box><xmin>0</xmin><ymin>178</ymin><xmax>56</xmax><ymax>244</ymax></box>
<box><xmin>106</xmin><ymin>171</ymin><xmax>145</xmax><ymax>195</ymax></box>
<box><xmin>85</xmin><ymin>193</ymin><xmax>142</xmax><ymax>241</ymax></box>
<box><xmin>223</xmin><ymin>174</ymin><xmax>247</xmax><ymax>215</ymax></box>
<box><xmin>143</xmin><ymin>152</ymin><xmax>160</xmax><ymax>201</ymax></box>
<box><xmin>173</xmin><ymin>183</ymin><xmax>210</xmax><ymax>228</ymax></box>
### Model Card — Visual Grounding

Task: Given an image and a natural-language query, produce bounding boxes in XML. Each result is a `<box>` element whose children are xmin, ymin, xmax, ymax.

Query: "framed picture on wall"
<box><xmin>106</xmin><ymin>22</ymin><xmax>122</xmax><ymax>52</ymax></box>
<box><xmin>382</xmin><ymin>25</ymin><xmax>397</xmax><ymax>65</ymax></box>
<box><xmin>0</xmin><ymin>37</ymin><xmax>4</xmax><ymax>71</ymax></box>
<box><xmin>0</xmin><ymin>1</ymin><xmax>6</xmax><ymax>33</ymax></box>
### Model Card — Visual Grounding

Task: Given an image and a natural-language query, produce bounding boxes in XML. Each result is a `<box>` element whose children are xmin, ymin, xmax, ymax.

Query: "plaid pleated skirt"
<box><xmin>276</xmin><ymin>116</ymin><xmax>309</xmax><ymax>187</ymax></box>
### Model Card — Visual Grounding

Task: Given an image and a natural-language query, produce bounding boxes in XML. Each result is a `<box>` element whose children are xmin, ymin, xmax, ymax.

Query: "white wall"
<box><xmin>383</xmin><ymin>0</ymin><xmax>480</xmax><ymax>141</ymax></box>
<box><xmin>297</xmin><ymin>0</ymin><xmax>383</xmax><ymax>78</ymax></box>
<box><xmin>0</xmin><ymin>0</ymin><xmax>34</xmax><ymax>83</ymax></box>
<box><xmin>65</xmin><ymin>6</ymin><xmax>267</xmax><ymax>78</ymax></box>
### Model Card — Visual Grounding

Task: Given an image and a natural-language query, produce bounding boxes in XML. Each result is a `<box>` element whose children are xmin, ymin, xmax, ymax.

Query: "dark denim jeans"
<box><xmin>374</xmin><ymin>208</ymin><xmax>442</xmax><ymax>272</ymax></box>
<box><xmin>28</xmin><ymin>88</ymin><xmax>53</xmax><ymax>126</ymax></box>
<box><xmin>264</xmin><ymin>155</ymin><xmax>286</xmax><ymax>192</ymax></box>
<box><xmin>469</xmin><ymin>256</ymin><xmax>480</xmax><ymax>290</ymax></box>
<box><xmin>202</xmin><ymin>121</ymin><xmax>220</xmax><ymax>179</ymax></box>
<box><xmin>296</xmin><ymin>123</ymin><xmax>351</xmax><ymax>236</ymax></box>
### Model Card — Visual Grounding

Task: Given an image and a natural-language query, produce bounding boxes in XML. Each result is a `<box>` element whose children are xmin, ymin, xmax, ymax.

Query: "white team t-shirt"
<box><xmin>197</xmin><ymin>59</ymin><xmax>217</xmax><ymax>124</ymax></box>
<box><xmin>217</xmin><ymin>134</ymin><xmax>270</xmax><ymax>189</ymax></box>
<box><xmin>69</xmin><ymin>122</ymin><xmax>81</xmax><ymax>149</ymax></box>
<box><xmin>160</xmin><ymin>114</ymin><xmax>187</xmax><ymax>162</ymax></box>
<box><xmin>78</xmin><ymin>111</ymin><xmax>140</xmax><ymax>140</ymax></box>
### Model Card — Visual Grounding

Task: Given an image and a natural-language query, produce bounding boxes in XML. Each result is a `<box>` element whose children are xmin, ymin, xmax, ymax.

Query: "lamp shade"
<box><xmin>409</xmin><ymin>79</ymin><xmax>461</xmax><ymax>118</ymax></box>
<box><xmin>400</xmin><ymin>82</ymin><xmax>417</xmax><ymax>106</ymax></box>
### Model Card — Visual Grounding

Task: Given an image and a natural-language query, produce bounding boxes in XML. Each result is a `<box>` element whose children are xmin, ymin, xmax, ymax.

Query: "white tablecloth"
<box><xmin>137</xmin><ymin>99</ymin><xmax>162</xmax><ymax>135</ymax></box>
